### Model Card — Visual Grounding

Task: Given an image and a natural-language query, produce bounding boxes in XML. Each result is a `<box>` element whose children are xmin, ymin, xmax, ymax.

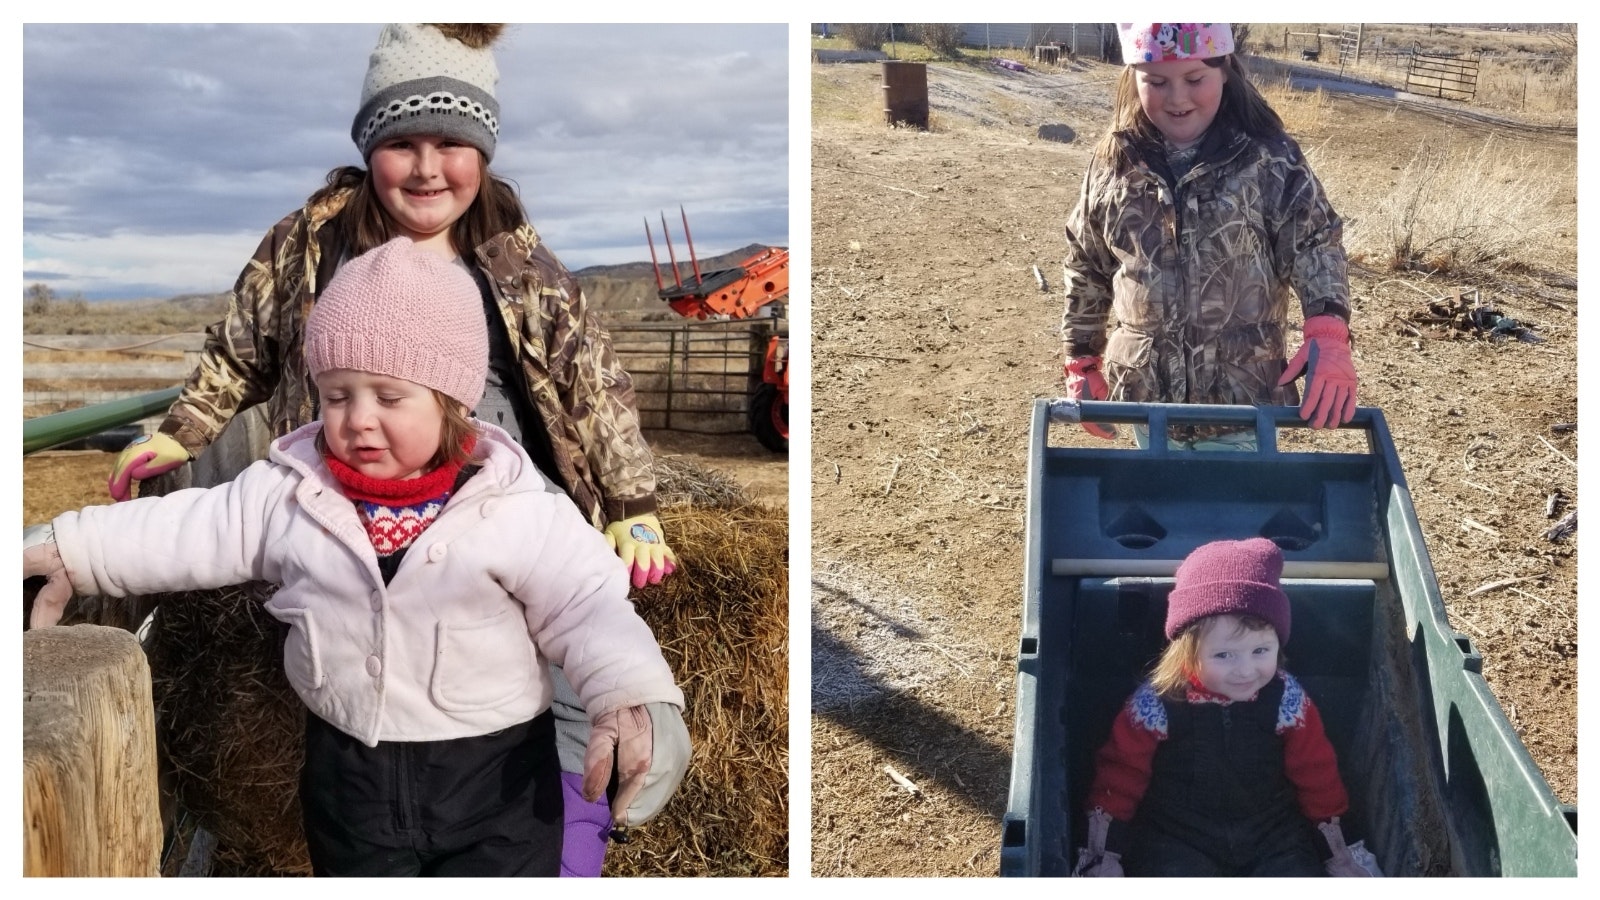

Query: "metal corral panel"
<box><xmin>956</xmin><ymin>23</ymin><xmax>1109</xmax><ymax>56</ymax></box>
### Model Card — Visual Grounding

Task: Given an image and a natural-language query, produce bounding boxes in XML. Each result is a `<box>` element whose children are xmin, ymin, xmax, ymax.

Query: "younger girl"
<box><xmin>1061</xmin><ymin>24</ymin><xmax>1359</xmax><ymax>449</ymax></box>
<box><xmin>25</xmin><ymin>238</ymin><xmax>689</xmax><ymax>877</ymax></box>
<box><xmin>1074</xmin><ymin>538</ymin><xmax>1378</xmax><ymax>877</ymax></box>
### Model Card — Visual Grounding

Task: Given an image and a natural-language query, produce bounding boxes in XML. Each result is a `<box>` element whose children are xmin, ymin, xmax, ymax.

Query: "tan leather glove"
<box><xmin>108</xmin><ymin>432</ymin><xmax>190</xmax><ymax>501</ymax></box>
<box><xmin>23</xmin><ymin>527</ymin><xmax>72</xmax><ymax>629</ymax></box>
<box><xmin>603</xmin><ymin>513</ymin><xmax>679</xmax><ymax>589</ymax></box>
<box><xmin>581</xmin><ymin>702</ymin><xmax>690</xmax><ymax>829</ymax></box>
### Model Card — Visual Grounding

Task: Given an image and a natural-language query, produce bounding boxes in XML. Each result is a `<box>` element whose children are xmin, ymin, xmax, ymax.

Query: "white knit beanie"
<box><xmin>351</xmin><ymin>24</ymin><xmax>503</xmax><ymax>161</ymax></box>
<box><xmin>305</xmin><ymin>237</ymin><xmax>488</xmax><ymax>409</ymax></box>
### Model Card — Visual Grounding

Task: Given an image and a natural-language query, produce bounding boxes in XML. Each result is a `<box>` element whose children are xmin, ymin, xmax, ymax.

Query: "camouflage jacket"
<box><xmin>1061</xmin><ymin>127</ymin><xmax>1351</xmax><ymax>427</ymax></box>
<box><xmin>159</xmin><ymin>187</ymin><xmax>656</xmax><ymax>528</ymax></box>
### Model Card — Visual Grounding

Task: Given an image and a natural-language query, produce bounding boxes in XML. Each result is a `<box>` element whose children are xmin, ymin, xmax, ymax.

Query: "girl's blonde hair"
<box><xmin>316</xmin><ymin>389</ymin><xmax>478</xmax><ymax>473</ymax></box>
<box><xmin>311</xmin><ymin>153</ymin><xmax>528</xmax><ymax>259</ymax></box>
<box><xmin>1093</xmin><ymin>54</ymin><xmax>1288</xmax><ymax>168</ymax></box>
<box><xmin>1148</xmin><ymin>612</ymin><xmax>1279</xmax><ymax>698</ymax></box>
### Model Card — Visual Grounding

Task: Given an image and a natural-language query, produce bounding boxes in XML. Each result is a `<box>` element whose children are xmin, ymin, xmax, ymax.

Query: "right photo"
<box><xmin>809</xmin><ymin>23</ymin><xmax>1576</xmax><ymax>877</ymax></box>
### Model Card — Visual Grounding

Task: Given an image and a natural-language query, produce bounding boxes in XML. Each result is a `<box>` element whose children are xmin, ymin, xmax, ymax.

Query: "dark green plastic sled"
<box><xmin>1000</xmin><ymin>400</ymin><xmax>1577</xmax><ymax>877</ymax></box>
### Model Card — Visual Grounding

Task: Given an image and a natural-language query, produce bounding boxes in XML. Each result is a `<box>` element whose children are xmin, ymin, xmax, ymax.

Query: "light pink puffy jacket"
<box><xmin>53</xmin><ymin>421</ymin><xmax>683</xmax><ymax>747</ymax></box>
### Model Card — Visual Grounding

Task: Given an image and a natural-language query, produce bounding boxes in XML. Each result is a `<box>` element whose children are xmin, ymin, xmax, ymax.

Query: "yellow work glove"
<box><xmin>603</xmin><ymin>513</ymin><xmax>678</xmax><ymax>589</ymax></box>
<box><xmin>108</xmin><ymin>432</ymin><xmax>190</xmax><ymax>502</ymax></box>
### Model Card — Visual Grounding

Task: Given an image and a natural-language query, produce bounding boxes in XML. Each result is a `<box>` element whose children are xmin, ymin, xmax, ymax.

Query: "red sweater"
<box><xmin>1085</xmin><ymin>671</ymin><xmax>1348</xmax><ymax>824</ymax></box>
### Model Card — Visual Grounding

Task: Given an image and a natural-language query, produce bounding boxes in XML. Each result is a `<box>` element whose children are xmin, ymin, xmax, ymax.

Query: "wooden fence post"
<box><xmin>23</xmin><ymin>625</ymin><xmax>161</xmax><ymax>876</ymax></box>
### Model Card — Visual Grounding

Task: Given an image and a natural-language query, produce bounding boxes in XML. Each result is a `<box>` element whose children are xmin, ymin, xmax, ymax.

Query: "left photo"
<box><xmin>22</xmin><ymin>23</ymin><xmax>789</xmax><ymax>878</ymax></box>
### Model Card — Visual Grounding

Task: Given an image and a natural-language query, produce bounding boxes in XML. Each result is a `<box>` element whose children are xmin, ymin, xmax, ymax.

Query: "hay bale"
<box><xmin>145</xmin><ymin>583</ymin><xmax>310</xmax><ymax>875</ymax></box>
<box><xmin>145</xmin><ymin>502</ymin><xmax>787</xmax><ymax>877</ymax></box>
<box><xmin>654</xmin><ymin>454</ymin><xmax>752</xmax><ymax>509</ymax></box>
<box><xmin>603</xmin><ymin>503</ymin><xmax>789</xmax><ymax>877</ymax></box>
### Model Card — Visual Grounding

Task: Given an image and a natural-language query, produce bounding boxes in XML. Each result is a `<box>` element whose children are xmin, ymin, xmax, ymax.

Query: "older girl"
<box><xmin>1061</xmin><ymin>24</ymin><xmax>1358</xmax><ymax>449</ymax></box>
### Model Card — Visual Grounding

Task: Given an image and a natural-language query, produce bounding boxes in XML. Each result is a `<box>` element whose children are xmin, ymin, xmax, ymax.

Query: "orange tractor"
<box><xmin>645</xmin><ymin>208</ymin><xmax>789</xmax><ymax>451</ymax></box>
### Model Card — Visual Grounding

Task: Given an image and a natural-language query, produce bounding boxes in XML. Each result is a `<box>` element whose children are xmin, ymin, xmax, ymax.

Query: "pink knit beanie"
<box><xmin>1119</xmin><ymin>24</ymin><xmax>1235</xmax><ymax>64</ymax></box>
<box><xmin>1165</xmin><ymin>538</ymin><xmax>1290</xmax><ymax>643</ymax></box>
<box><xmin>305</xmin><ymin>237</ymin><xmax>487</xmax><ymax>409</ymax></box>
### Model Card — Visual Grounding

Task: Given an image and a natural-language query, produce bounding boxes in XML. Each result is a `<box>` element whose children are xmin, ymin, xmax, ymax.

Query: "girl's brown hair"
<box><xmin>310</xmin><ymin>152</ymin><xmax>528</xmax><ymax>259</ymax></box>
<box><xmin>1148</xmin><ymin>612</ymin><xmax>1280</xmax><ymax>698</ymax></box>
<box><xmin>1093</xmin><ymin>54</ymin><xmax>1288</xmax><ymax>168</ymax></box>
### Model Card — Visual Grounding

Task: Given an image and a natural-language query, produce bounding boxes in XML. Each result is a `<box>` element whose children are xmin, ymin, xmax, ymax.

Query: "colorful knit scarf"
<box><xmin>321</xmin><ymin>436</ymin><xmax>476</xmax><ymax>556</ymax></box>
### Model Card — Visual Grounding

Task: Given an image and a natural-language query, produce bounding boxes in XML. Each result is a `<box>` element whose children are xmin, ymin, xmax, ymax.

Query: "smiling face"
<box><xmin>1192</xmin><ymin>614</ymin><xmax>1280</xmax><ymax>701</ymax></box>
<box><xmin>1133</xmin><ymin>57</ymin><xmax>1227</xmax><ymax>149</ymax></box>
<box><xmin>369</xmin><ymin>134</ymin><xmax>483</xmax><ymax>256</ymax></box>
<box><xmin>315</xmin><ymin>369</ymin><xmax>446</xmax><ymax>481</ymax></box>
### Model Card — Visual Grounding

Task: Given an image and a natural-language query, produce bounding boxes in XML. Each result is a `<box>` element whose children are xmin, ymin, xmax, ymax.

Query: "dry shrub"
<box><xmin>604</xmin><ymin>501</ymin><xmax>789</xmax><ymax>876</ymax></box>
<box><xmin>1356</xmin><ymin>135</ymin><xmax>1575</xmax><ymax>274</ymax></box>
<box><xmin>140</xmin><ymin>466</ymin><xmax>786</xmax><ymax>877</ymax></box>
<box><xmin>1476</xmin><ymin>55</ymin><xmax>1576</xmax><ymax>119</ymax></box>
<box><xmin>914</xmin><ymin>23</ymin><xmax>963</xmax><ymax>58</ymax></box>
<box><xmin>837</xmin><ymin>23</ymin><xmax>889</xmax><ymax>51</ymax></box>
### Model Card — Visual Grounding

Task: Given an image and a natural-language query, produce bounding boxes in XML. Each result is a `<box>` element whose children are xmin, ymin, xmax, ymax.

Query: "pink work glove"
<box><xmin>108</xmin><ymin>432</ymin><xmax>190</xmax><ymax>501</ymax></box>
<box><xmin>1319</xmin><ymin>817</ymin><xmax>1383</xmax><ymax>877</ymax></box>
<box><xmin>1064</xmin><ymin>356</ymin><xmax>1117</xmax><ymax>440</ymax></box>
<box><xmin>1277</xmin><ymin>315</ymin><xmax>1358</xmax><ymax>430</ymax></box>
<box><xmin>603</xmin><ymin>513</ymin><xmax>678</xmax><ymax>589</ymax></box>
<box><xmin>1071</xmin><ymin>807</ymin><xmax>1125</xmax><ymax>877</ymax></box>
<box><xmin>23</xmin><ymin>535</ymin><xmax>72</xmax><ymax>630</ymax></box>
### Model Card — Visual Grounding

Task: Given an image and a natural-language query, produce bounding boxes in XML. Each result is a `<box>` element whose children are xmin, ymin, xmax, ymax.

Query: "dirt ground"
<box><xmin>810</xmin><ymin>57</ymin><xmax>1576</xmax><ymax>876</ymax></box>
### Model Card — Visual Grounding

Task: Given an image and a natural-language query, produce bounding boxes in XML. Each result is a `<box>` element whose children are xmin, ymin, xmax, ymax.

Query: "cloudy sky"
<box><xmin>23</xmin><ymin>23</ymin><xmax>790</xmax><ymax>300</ymax></box>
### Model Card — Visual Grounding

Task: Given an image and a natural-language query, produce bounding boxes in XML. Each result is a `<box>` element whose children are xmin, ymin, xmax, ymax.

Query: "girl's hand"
<box><xmin>1277</xmin><ymin>316</ymin><xmax>1358</xmax><ymax>429</ymax></box>
<box><xmin>581</xmin><ymin>702</ymin><xmax>691</xmax><ymax>829</ymax></box>
<box><xmin>108</xmin><ymin>432</ymin><xmax>190</xmax><ymax>502</ymax></box>
<box><xmin>1072</xmin><ymin>807</ymin><xmax>1125</xmax><ymax>876</ymax></box>
<box><xmin>1318</xmin><ymin>817</ymin><xmax>1383</xmax><ymax>876</ymax></box>
<box><xmin>23</xmin><ymin>531</ymin><xmax>71</xmax><ymax>630</ymax></box>
<box><xmin>604</xmin><ymin>513</ymin><xmax>679</xmax><ymax>589</ymax></box>
<box><xmin>1064</xmin><ymin>356</ymin><xmax>1117</xmax><ymax>440</ymax></box>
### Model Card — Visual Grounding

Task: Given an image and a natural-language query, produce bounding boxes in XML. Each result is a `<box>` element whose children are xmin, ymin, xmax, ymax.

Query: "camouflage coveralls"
<box><xmin>158</xmin><ymin>187</ymin><xmax>657</xmax><ymax>528</ymax></box>
<box><xmin>1061</xmin><ymin>128</ymin><xmax>1351</xmax><ymax>442</ymax></box>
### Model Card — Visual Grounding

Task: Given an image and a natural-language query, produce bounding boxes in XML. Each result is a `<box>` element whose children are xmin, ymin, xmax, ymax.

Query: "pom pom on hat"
<box><xmin>352</xmin><ymin>23</ymin><xmax>504</xmax><ymax>161</ymax></box>
<box><xmin>1118</xmin><ymin>23</ymin><xmax>1235</xmax><ymax>64</ymax></box>
<box><xmin>1164</xmin><ymin>538</ymin><xmax>1291</xmax><ymax>643</ymax></box>
<box><xmin>305</xmin><ymin>237</ymin><xmax>487</xmax><ymax>409</ymax></box>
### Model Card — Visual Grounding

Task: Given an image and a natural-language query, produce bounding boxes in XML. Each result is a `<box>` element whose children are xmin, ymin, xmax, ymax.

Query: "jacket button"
<box><xmin>428</xmin><ymin>544</ymin><xmax>448</xmax><ymax>562</ymax></box>
<box><xmin>370</xmin><ymin>590</ymin><xmax>382</xmax><ymax>612</ymax></box>
<box><xmin>481</xmin><ymin>499</ymin><xmax>498</xmax><ymax>517</ymax></box>
<box><xmin>366</xmin><ymin>656</ymin><xmax>382</xmax><ymax>678</ymax></box>
<box><xmin>486</xmin><ymin>246</ymin><xmax>501</xmax><ymax>258</ymax></box>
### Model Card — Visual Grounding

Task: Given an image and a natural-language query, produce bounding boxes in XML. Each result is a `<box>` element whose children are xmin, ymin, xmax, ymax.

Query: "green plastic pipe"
<box><xmin>23</xmin><ymin>387</ymin><xmax>182</xmax><ymax>456</ymax></box>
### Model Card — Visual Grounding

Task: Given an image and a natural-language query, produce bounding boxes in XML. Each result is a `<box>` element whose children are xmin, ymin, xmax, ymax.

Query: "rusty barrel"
<box><xmin>881</xmin><ymin>61</ymin><xmax>928</xmax><ymax>129</ymax></box>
